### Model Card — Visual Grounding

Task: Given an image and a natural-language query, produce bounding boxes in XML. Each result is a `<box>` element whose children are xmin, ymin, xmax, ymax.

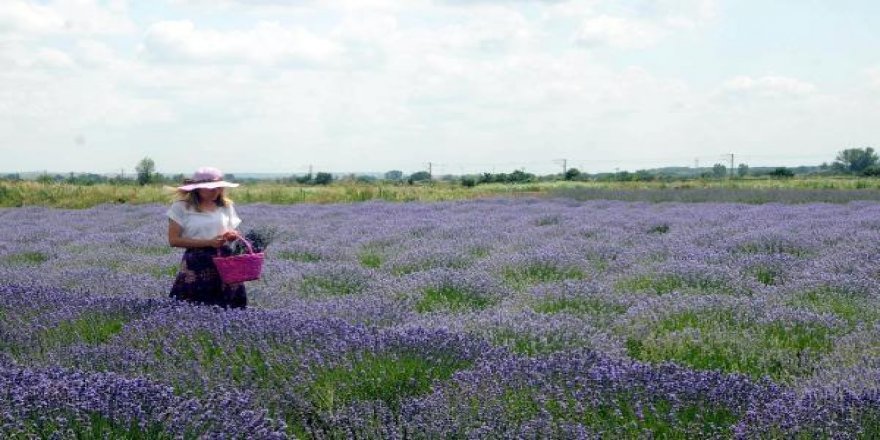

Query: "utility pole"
<box><xmin>308</xmin><ymin>164</ymin><xmax>313</xmax><ymax>178</ymax></box>
<box><xmin>554</xmin><ymin>159</ymin><xmax>567</xmax><ymax>176</ymax></box>
<box><xmin>427</xmin><ymin>162</ymin><xmax>433</xmax><ymax>180</ymax></box>
<box><xmin>729</xmin><ymin>153</ymin><xmax>734</xmax><ymax>178</ymax></box>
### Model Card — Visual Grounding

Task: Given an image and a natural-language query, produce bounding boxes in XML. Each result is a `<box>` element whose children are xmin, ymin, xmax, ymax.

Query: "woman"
<box><xmin>167</xmin><ymin>167</ymin><xmax>247</xmax><ymax>309</ymax></box>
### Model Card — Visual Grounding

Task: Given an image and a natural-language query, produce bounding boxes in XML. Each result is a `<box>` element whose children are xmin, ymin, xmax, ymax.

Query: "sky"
<box><xmin>1</xmin><ymin>0</ymin><xmax>878</xmax><ymax>176</ymax></box>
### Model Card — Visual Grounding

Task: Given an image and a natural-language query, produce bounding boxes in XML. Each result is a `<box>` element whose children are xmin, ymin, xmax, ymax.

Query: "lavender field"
<box><xmin>3</xmin><ymin>199</ymin><xmax>880</xmax><ymax>438</ymax></box>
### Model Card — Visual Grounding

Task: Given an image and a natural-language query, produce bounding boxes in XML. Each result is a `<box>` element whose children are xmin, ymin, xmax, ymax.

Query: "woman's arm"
<box><xmin>168</xmin><ymin>219</ymin><xmax>225</xmax><ymax>249</ymax></box>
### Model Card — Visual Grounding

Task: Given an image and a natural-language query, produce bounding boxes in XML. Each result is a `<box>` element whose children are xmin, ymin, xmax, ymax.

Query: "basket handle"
<box><xmin>218</xmin><ymin>237</ymin><xmax>255</xmax><ymax>256</ymax></box>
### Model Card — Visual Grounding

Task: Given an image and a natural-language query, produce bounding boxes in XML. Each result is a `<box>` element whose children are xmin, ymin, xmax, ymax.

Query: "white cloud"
<box><xmin>0</xmin><ymin>1</ymin><xmax>65</xmax><ymax>35</ymax></box>
<box><xmin>141</xmin><ymin>20</ymin><xmax>343</xmax><ymax>67</ymax></box>
<box><xmin>50</xmin><ymin>0</ymin><xmax>135</xmax><ymax>35</ymax></box>
<box><xmin>0</xmin><ymin>0</ymin><xmax>134</xmax><ymax>36</ymax></box>
<box><xmin>547</xmin><ymin>0</ymin><xmax>714</xmax><ymax>49</ymax></box>
<box><xmin>33</xmin><ymin>47</ymin><xmax>75</xmax><ymax>68</ymax></box>
<box><xmin>719</xmin><ymin>75</ymin><xmax>817</xmax><ymax>100</ymax></box>
<box><xmin>0</xmin><ymin>41</ymin><xmax>75</xmax><ymax>69</ymax></box>
<box><xmin>574</xmin><ymin>15</ymin><xmax>665</xmax><ymax>49</ymax></box>
<box><xmin>402</xmin><ymin>6</ymin><xmax>533</xmax><ymax>56</ymax></box>
<box><xmin>169</xmin><ymin>0</ymin><xmax>418</xmax><ymax>13</ymax></box>
<box><xmin>865</xmin><ymin>67</ymin><xmax>880</xmax><ymax>90</ymax></box>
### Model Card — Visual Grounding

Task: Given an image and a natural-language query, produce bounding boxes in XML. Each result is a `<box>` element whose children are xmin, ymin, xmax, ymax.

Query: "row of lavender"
<box><xmin>2</xmin><ymin>199</ymin><xmax>880</xmax><ymax>437</ymax></box>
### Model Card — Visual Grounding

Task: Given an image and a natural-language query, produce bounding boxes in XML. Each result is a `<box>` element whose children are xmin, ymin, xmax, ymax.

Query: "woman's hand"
<box><xmin>222</xmin><ymin>230</ymin><xmax>240</xmax><ymax>241</ymax></box>
<box><xmin>208</xmin><ymin>235</ymin><xmax>227</xmax><ymax>248</ymax></box>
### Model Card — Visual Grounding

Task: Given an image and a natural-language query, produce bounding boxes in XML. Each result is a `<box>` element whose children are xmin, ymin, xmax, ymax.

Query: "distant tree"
<box><xmin>834</xmin><ymin>147</ymin><xmax>878</xmax><ymax>174</ymax></box>
<box><xmin>356</xmin><ymin>175</ymin><xmax>377</xmax><ymax>183</ymax></box>
<box><xmin>65</xmin><ymin>172</ymin><xmax>106</xmax><ymax>185</ymax></box>
<box><xmin>564</xmin><ymin>168</ymin><xmax>581</xmax><ymax>181</ymax></box>
<box><xmin>461</xmin><ymin>176</ymin><xmax>477</xmax><ymax>187</ymax></box>
<box><xmin>862</xmin><ymin>166</ymin><xmax>880</xmax><ymax>177</ymax></box>
<box><xmin>508</xmin><ymin>169</ymin><xmax>534</xmax><ymax>183</ymax></box>
<box><xmin>384</xmin><ymin>170</ymin><xmax>404</xmax><ymax>181</ymax></box>
<box><xmin>737</xmin><ymin>163</ymin><xmax>749</xmax><ymax>178</ymax></box>
<box><xmin>314</xmin><ymin>172</ymin><xmax>334</xmax><ymax>185</ymax></box>
<box><xmin>633</xmin><ymin>170</ymin><xmax>654</xmax><ymax>181</ymax></box>
<box><xmin>712</xmin><ymin>163</ymin><xmax>727</xmax><ymax>179</ymax></box>
<box><xmin>614</xmin><ymin>171</ymin><xmax>632</xmax><ymax>181</ymax></box>
<box><xmin>36</xmin><ymin>173</ymin><xmax>54</xmax><ymax>184</ymax></box>
<box><xmin>135</xmin><ymin>157</ymin><xmax>156</xmax><ymax>185</ymax></box>
<box><xmin>294</xmin><ymin>173</ymin><xmax>312</xmax><ymax>184</ymax></box>
<box><xmin>408</xmin><ymin>171</ymin><xmax>431</xmax><ymax>183</ymax></box>
<box><xmin>769</xmin><ymin>167</ymin><xmax>795</xmax><ymax>178</ymax></box>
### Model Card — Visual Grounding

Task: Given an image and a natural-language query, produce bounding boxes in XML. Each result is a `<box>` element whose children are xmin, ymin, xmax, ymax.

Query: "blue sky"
<box><xmin>1</xmin><ymin>0</ymin><xmax>878</xmax><ymax>175</ymax></box>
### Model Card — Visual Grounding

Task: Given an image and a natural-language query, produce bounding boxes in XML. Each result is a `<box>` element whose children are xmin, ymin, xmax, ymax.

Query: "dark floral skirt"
<box><xmin>169</xmin><ymin>247</ymin><xmax>247</xmax><ymax>309</ymax></box>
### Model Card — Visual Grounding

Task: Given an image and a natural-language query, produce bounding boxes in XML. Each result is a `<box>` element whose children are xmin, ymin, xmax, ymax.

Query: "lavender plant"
<box><xmin>3</xmin><ymin>199</ymin><xmax>880</xmax><ymax>437</ymax></box>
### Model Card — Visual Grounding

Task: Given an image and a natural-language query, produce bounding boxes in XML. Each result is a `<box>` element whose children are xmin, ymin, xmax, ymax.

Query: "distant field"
<box><xmin>2</xmin><ymin>177</ymin><xmax>880</xmax><ymax>208</ymax></box>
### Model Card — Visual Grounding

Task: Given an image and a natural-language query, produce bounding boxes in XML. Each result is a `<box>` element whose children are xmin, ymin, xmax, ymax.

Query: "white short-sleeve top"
<box><xmin>166</xmin><ymin>201</ymin><xmax>242</xmax><ymax>240</ymax></box>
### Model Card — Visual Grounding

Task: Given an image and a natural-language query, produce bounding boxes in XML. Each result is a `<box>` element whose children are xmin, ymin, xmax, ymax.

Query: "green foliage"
<box><xmin>478</xmin><ymin>170</ymin><xmax>536</xmax><ymax>184</ymax></box>
<box><xmin>563</xmin><ymin>168</ymin><xmax>581</xmax><ymax>180</ymax></box>
<box><xmin>498</xmin><ymin>388</ymin><xmax>737</xmax><ymax>438</ymax></box>
<box><xmin>153</xmin><ymin>330</ymin><xmax>298</xmax><ymax>396</ymax></box>
<box><xmin>769</xmin><ymin>167</ymin><xmax>795</xmax><ymax>178</ymax></box>
<box><xmin>308</xmin><ymin>351</ymin><xmax>471</xmax><ymax>412</ymax></box>
<box><xmin>135</xmin><ymin>246</ymin><xmax>174</xmax><ymax>256</ymax></box>
<box><xmin>490</xmin><ymin>328</ymin><xmax>572</xmax><ymax>355</ymax></box>
<box><xmin>786</xmin><ymin>288</ymin><xmax>880</xmax><ymax>325</ymax></box>
<box><xmin>36</xmin><ymin>173</ymin><xmax>56</xmax><ymax>184</ymax></box>
<box><xmin>135</xmin><ymin>157</ymin><xmax>156</xmax><ymax>186</ymax></box>
<box><xmin>11</xmin><ymin>178</ymin><xmax>880</xmax><ymax>209</ymax></box>
<box><xmin>384</xmin><ymin>170</ymin><xmax>404</xmax><ymax>181</ymax></box>
<box><xmin>752</xmin><ymin>266</ymin><xmax>779</xmax><ymax>285</ymax></box>
<box><xmin>533</xmin><ymin>297</ymin><xmax>628</xmax><ymax>317</ymax></box>
<box><xmin>616</xmin><ymin>273</ymin><xmax>732</xmax><ymax>295</ymax></box>
<box><xmin>314</xmin><ymin>172</ymin><xmax>334</xmax><ymax>185</ymax></box>
<box><xmin>834</xmin><ymin>147</ymin><xmax>878</xmax><ymax>174</ymax></box>
<box><xmin>148</xmin><ymin>264</ymin><xmax>180</xmax><ymax>278</ymax></box>
<box><xmin>415</xmin><ymin>285</ymin><xmax>493</xmax><ymax>313</ymax></box>
<box><xmin>358</xmin><ymin>251</ymin><xmax>382</xmax><ymax>268</ymax></box>
<box><xmin>647</xmin><ymin>224</ymin><xmax>670</xmax><ymax>234</ymax></box>
<box><xmin>300</xmin><ymin>275</ymin><xmax>365</xmax><ymax>296</ymax></box>
<box><xmin>408</xmin><ymin>171</ymin><xmax>432</xmax><ymax>182</ymax></box>
<box><xmin>278</xmin><ymin>250</ymin><xmax>323</xmax><ymax>262</ymax></box>
<box><xmin>2</xmin><ymin>251</ymin><xmax>49</xmax><ymax>265</ymax></box>
<box><xmin>626</xmin><ymin>310</ymin><xmax>838</xmax><ymax>382</ymax></box>
<box><xmin>40</xmin><ymin>313</ymin><xmax>129</xmax><ymax>349</ymax></box>
<box><xmin>22</xmin><ymin>412</ymin><xmax>173</xmax><ymax>440</ymax></box>
<box><xmin>503</xmin><ymin>263</ymin><xmax>585</xmax><ymax>288</ymax></box>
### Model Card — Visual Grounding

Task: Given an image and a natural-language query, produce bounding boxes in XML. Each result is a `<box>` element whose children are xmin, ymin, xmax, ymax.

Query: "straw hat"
<box><xmin>177</xmin><ymin>167</ymin><xmax>240</xmax><ymax>191</ymax></box>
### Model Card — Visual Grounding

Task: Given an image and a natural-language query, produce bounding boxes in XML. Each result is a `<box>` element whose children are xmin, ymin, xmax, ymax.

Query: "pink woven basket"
<box><xmin>213</xmin><ymin>238</ymin><xmax>264</xmax><ymax>284</ymax></box>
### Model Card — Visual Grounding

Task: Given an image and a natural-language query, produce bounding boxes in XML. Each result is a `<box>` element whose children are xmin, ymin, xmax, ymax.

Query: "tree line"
<box><xmin>3</xmin><ymin>147</ymin><xmax>878</xmax><ymax>186</ymax></box>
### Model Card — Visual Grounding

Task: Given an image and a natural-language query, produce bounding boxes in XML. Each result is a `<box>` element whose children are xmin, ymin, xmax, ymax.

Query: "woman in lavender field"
<box><xmin>167</xmin><ymin>167</ymin><xmax>247</xmax><ymax>309</ymax></box>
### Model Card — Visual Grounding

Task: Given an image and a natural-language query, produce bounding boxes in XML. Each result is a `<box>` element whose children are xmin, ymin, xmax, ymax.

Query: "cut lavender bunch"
<box><xmin>230</xmin><ymin>226</ymin><xmax>279</xmax><ymax>254</ymax></box>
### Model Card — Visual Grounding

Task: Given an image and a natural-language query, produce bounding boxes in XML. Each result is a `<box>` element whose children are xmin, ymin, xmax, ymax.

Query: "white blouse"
<box><xmin>166</xmin><ymin>201</ymin><xmax>242</xmax><ymax>240</ymax></box>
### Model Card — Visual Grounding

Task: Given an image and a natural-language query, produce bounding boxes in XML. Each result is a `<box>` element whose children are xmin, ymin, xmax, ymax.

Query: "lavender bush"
<box><xmin>3</xmin><ymin>198</ymin><xmax>880</xmax><ymax>437</ymax></box>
